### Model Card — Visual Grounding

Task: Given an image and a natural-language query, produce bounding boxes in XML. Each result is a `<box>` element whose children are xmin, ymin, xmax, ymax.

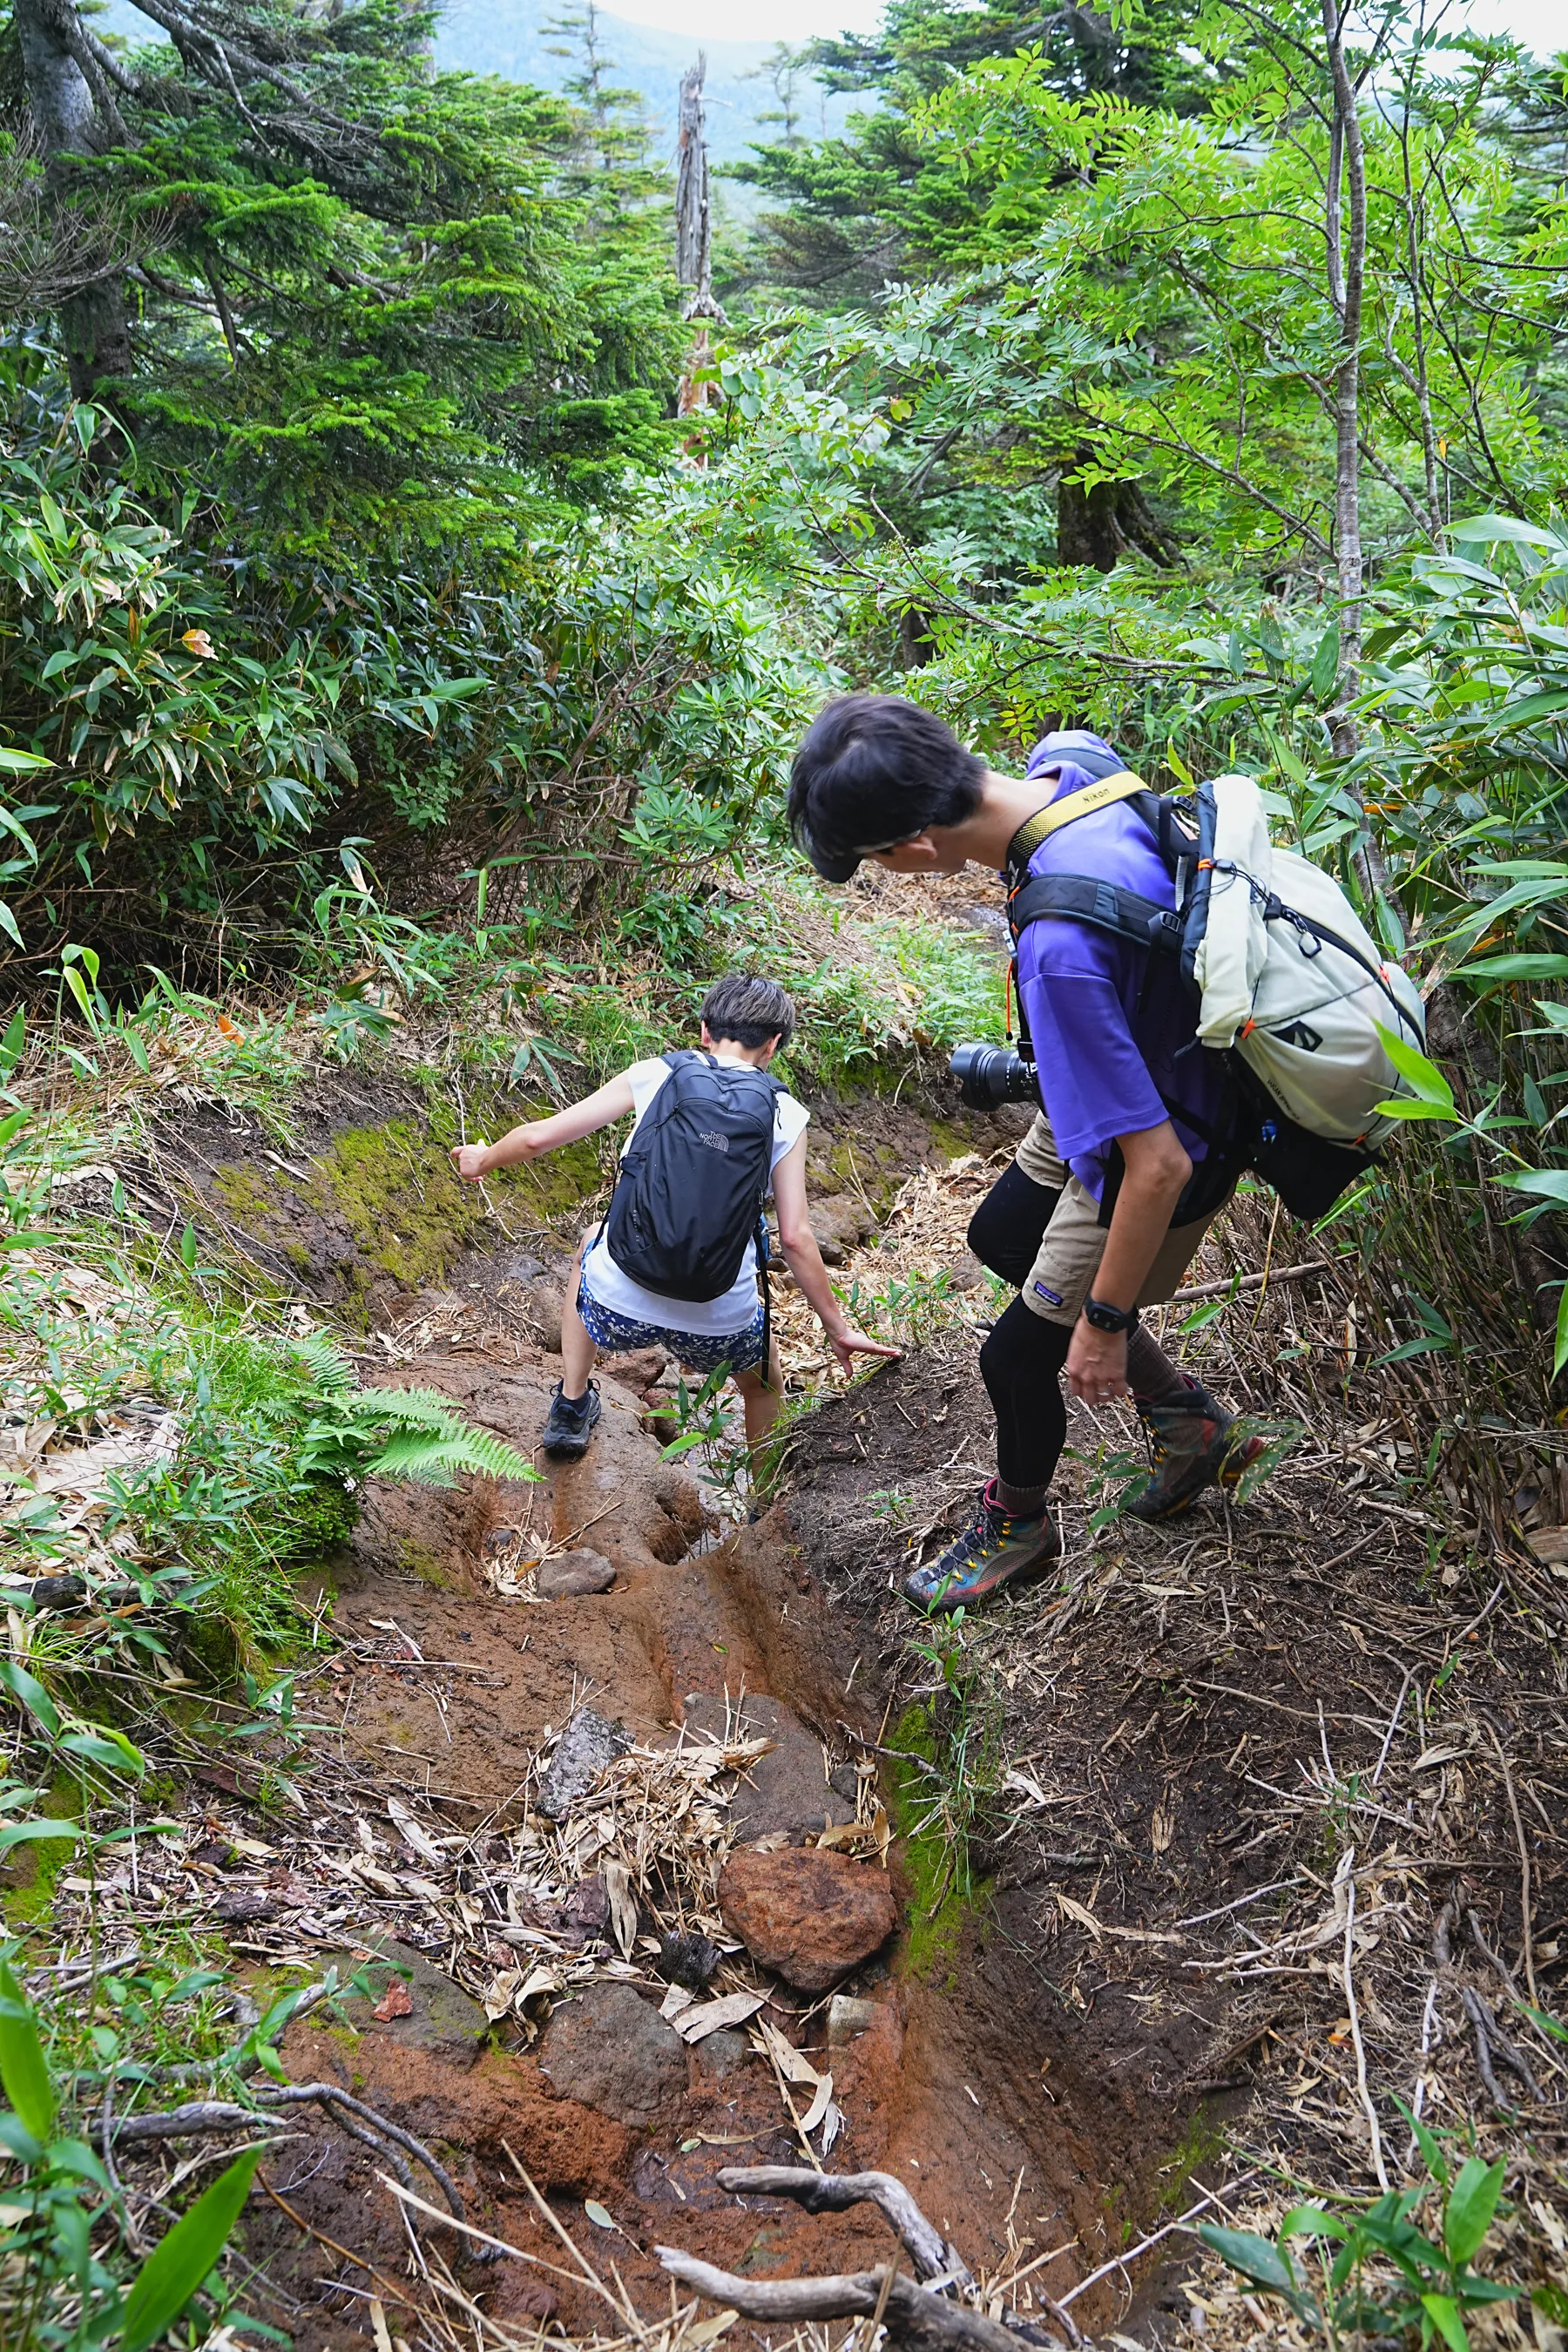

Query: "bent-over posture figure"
<box><xmin>788</xmin><ymin>698</ymin><xmax>1265</xmax><ymax>1612</ymax></box>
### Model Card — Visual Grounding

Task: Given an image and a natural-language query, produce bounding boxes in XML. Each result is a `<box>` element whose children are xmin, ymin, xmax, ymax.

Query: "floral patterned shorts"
<box><xmin>576</xmin><ymin>1280</ymin><xmax>767</xmax><ymax>1376</ymax></box>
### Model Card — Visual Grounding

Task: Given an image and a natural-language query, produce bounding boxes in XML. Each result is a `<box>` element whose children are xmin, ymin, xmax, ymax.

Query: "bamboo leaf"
<box><xmin>0</xmin><ymin>1959</ymin><xmax>56</xmax><ymax>2144</ymax></box>
<box><xmin>117</xmin><ymin>2146</ymin><xmax>263</xmax><ymax>2352</ymax></box>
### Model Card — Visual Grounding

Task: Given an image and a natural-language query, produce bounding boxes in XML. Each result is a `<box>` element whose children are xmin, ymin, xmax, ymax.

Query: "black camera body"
<box><xmin>950</xmin><ymin>1041</ymin><xmax>1038</xmax><ymax>1112</ymax></box>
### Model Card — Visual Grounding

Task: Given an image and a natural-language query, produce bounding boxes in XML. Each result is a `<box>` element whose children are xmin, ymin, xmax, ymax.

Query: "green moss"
<box><xmin>318</xmin><ymin>1118</ymin><xmax>486</xmax><ymax>1289</ymax></box>
<box><xmin>928</xmin><ymin>1119</ymin><xmax>976</xmax><ymax>1164</ymax></box>
<box><xmin>1154</xmin><ymin>2109</ymin><xmax>1225</xmax><ymax>2213</ymax></box>
<box><xmin>513</xmin><ymin>1133</ymin><xmax>605</xmax><ymax>1230</ymax></box>
<box><xmin>213</xmin><ymin>1165</ymin><xmax>283</xmax><ymax>1222</ymax></box>
<box><xmin>886</xmin><ymin>1702</ymin><xmax>990</xmax><ymax>1988</ymax></box>
<box><xmin>397</xmin><ymin>1538</ymin><xmax>451</xmax><ymax>1589</ymax></box>
<box><xmin>1</xmin><ymin>1778</ymin><xmax>81</xmax><ymax>1927</ymax></box>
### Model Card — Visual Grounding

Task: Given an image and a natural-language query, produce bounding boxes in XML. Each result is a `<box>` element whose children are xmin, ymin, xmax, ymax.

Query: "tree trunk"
<box><xmin>1057</xmin><ymin>449</ymin><xmax>1178</xmax><ymax>571</ymax></box>
<box><xmin>674</xmin><ymin>55</ymin><xmax>713</xmax><ymax>306</ymax></box>
<box><xmin>675</xmin><ymin>53</ymin><xmax>725</xmax><ymax>432</ymax></box>
<box><xmin>14</xmin><ymin>0</ymin><xmax>131</xmax><ymax>395</ymax></box>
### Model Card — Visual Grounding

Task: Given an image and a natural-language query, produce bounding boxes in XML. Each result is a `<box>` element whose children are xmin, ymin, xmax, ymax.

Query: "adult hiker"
<box><xmin>450</xmin><ymin>971</ymin><xmax>898</xmax><ymax>1457</ymax></box>
<box><xmin>787</xmin><ymin>693</ymin><xmax>1266</xmax><ymax>1612</ymax></box>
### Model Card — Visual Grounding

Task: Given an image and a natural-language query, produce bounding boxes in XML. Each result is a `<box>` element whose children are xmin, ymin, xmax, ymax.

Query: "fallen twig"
<box><xmin>1170</xmin><ymin>1259</ymin><xmax>1329</xmax><ymax>1304</ymax></box>
<box><xmin>1485</xmin><ymin>1720</ymin><xmax>1539</xmax><ymax>2007</ymax></box>
<box><xmin>715</xmin><ymin>2165</ymin><xmax>971</xmax><ymax>2288</ymax></box>
<box><xmin>1055</xmin><ymin>2173</ymin><xmax>1259</xmax><ymax>2309</ymax></box>
<box><xmin>1342</xmin><ymin>1862</ymin><xmax>1391</xmax><ymax>2192</ymax></box>
<box><xmin>99</xmin><ymin>2082</ymin><xmax>463</xmax><ymax>2219</ymax></box>
<box><xmin>656</xmin><ymin>2248</ymin><xmax>1058</xmax><ymax>2352</ymax></box>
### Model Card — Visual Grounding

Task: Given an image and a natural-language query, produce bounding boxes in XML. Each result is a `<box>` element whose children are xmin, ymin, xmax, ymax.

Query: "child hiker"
<box><xmin>449</xmin><ymin>973</ymin><xmax>899</xmax><ymax>1456</ymax></box>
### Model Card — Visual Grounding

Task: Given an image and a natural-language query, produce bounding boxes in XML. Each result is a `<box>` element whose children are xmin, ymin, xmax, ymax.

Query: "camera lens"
<box><xmin>949</xmin><ymin>1043</ymin><xmax>1035</xmax><ymax>1111</ymax></box>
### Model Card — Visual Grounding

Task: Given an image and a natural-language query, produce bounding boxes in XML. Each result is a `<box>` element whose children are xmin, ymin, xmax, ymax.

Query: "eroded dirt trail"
<box><xmin>259</xmin><ymin>1333</ymin><xmax>1127</xmax><ymax>2348</ymax></box>
<box><xmin>172</xmin><ymin>1068</ymin><xmax>1565</xmax><ymax>2352</ymax></box>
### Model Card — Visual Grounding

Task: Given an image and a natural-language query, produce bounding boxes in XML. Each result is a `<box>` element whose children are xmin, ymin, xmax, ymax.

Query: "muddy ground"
<box><xmin>111</xmin><ymin>1063</ymin><xmax>1568</xmax><ymax>2351</ymax></box>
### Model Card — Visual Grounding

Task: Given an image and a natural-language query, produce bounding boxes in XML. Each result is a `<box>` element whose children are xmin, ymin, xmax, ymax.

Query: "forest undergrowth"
<box><xmin>1</xmin><ymin>0</ymin><xmax>1567</xmax><ymax>2339</ymax></box>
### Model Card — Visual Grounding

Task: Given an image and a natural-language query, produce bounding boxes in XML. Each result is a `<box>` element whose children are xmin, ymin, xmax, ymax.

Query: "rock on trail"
<box><xmin>718</xmin><ymin>1845</ymin><xmax>898</xmax><ymax>1990</ymax></box>
<box><xmin>537</xmin><ymin>1983</ymin><xmax>688</xmax><ymax>2126</ymax></box>
<box><xmin>537</xmin><ymin>1705</ymin><xmax>632</xmax><ymax>1820</ymax></box>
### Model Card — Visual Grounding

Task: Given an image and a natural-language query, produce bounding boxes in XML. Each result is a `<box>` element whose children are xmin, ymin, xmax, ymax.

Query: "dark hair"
<box><xmin>787</xmin><ymin>694</ymin><xmax>987</xmax><ymax>882</ymax></box>
<box><xmin>700</xmin><ymin>972</ymin><xmax>797</xmax><ymax>1051</ymax></box>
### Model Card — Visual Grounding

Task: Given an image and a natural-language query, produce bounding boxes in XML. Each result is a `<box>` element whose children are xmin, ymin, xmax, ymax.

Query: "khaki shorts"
<box><xmin>1012</xmin><ymin>1111</ymin><xmax>1227</xmax><ymax>1328</ymax></box>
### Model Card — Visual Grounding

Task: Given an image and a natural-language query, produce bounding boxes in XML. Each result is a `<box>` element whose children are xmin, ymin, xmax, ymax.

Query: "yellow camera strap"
<box><xmin>1005</xmin><ymin>768</ymin><xmax>1146</xmax><ymax>870</ymax></box>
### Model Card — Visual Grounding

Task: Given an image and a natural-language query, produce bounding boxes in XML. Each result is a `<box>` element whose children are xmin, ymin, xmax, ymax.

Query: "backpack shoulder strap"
<box><xmin>1005</xmin><ymin>769</ymin><xmax>1147</xmax><ymax>867</ymax></box>
<box><xmin>1010</xmin><ymin>872</ymin><xmax>1185</xmax><ymax>956</ymax></box>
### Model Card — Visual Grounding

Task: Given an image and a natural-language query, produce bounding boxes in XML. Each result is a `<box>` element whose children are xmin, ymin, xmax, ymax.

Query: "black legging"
<box><xmin>967</xmin><ymin>1159</ymin><xmax>1059</xmax><ymax>1288</ymax></box>
<box><xmin>980</xmin><ymin>1299</ymin><xmax>1071</xmax><ymax>1490</ymax></box>
<box><xmin>968</xmin><ymin>1162</ymin><xmax>1071</xmax><ymax>1489</ymax></box>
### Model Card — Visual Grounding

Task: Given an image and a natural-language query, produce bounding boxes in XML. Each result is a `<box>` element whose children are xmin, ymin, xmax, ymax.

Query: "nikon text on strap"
<box><xmin>1004</xmin><ymin>769</ymin><xmax>1148</xmax><ymax>869</ymax></box>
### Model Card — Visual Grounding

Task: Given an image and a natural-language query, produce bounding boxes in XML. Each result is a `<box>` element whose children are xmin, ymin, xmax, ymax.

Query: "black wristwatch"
<box><xmin>1083</xmin><ymin>1294</ymin><xmax>1139</xmax><ymax>1335</ymax></box>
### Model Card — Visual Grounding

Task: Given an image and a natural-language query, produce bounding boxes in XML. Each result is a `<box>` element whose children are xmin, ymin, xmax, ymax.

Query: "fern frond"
<box><xmin>364</xmin><ymin>1429</ymin><xmax>538</xmax><ymax>1488</ymax></box>
<box><xmin>356</xmin><ymin>1387</ymin><xmax>480</xmax><ymax>1430</ymax></box>
<box><xmin>288</xmin><ymin>1333</ymin><xmax>357</xmax><ymax>1393</ymax></box>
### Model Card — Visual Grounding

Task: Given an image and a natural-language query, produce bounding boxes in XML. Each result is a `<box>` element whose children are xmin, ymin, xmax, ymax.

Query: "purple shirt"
<box><xmin>1013</xmin><ymin>743</ymin><xmax>1231</xmax><ymax>1201</ymax></box>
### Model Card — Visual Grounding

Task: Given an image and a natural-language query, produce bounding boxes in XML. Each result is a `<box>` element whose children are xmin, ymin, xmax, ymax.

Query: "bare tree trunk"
<box><xmin>1321</xmin><ymin>0</ymin><xmax>1391</xmax><ymax>903</ymax></box>
<box><xmin>675</xmin><ymin>52</ymin><xmax>725</xmax><ymax>433</ymax></box>
<box><xmin>14</xmin><ymin>0</ymin><xmax>131</xmax><ymax>395</ymax></box>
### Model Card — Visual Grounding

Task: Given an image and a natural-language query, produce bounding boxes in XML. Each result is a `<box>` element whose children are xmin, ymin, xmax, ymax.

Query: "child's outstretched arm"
<box><xmin>772</xmin><ymin>1140</ymin><xmax>902</xmax><ymax>1375</ymax></box>
<box><xmin>450</xmin><ymin>1071</ymin><xmax>636</xmax><ymax>1183</ymax></box>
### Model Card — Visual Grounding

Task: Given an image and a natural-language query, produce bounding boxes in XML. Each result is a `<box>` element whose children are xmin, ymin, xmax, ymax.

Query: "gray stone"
<box><xmin>727</xmin><ymin>1697</ymin><xmax>856</xmax><ymax>1846</ymax></box>
<box><xmin>537</xmin><ymin>1706</ymin><xmax>632</xmax><ymax>1820</ymax></box>
<box><xmin>693</xmin><ymin>2027</ymin><xmax>752</xmax><ymax>2081</ymax></box>
<box><xmin>827</xmin><ymin>1994</ymin><xmax>879</xmax><ymax>2046</ymax></box>
<box><xmin>536</xmin><ymin>1551</ymin><xmax>615</xmax><ymax>1599</ymax></box>
<box><xmin>537</xmin><ymin>1984</ymin><xmax>686</xmax><ymax>2125</ymax></box>
<box><xmin>334</xmin><ymin>1944</ymin><xmax>489</xmax><ymax>2065</ymax></box>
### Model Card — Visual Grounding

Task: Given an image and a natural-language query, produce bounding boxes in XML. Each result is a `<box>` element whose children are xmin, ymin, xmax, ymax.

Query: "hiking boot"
<box><xmin>542</xmin><ymin>1380</ymin><xmax>602</xmax><ymax>1459</ymax></box>
<box><xmin>1121</xmin><ymin>1380</ymin><xmax>1267</xmax><ymax>1523</ymax></box>
<box><xmin>903</xmin><ymin>1483</ymin><xmax>1061</xmax><ymax>1615</ymax></box>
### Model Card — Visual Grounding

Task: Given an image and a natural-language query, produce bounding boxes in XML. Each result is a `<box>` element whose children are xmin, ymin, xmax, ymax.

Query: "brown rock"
<box><xmin>536</xmin><ymin>1550</ymin><xmax>616</xmax><ymax>1598</ymax></box>
<box><xmin>602</xmin><ymin>1347</ymin><xmax>667</xmax><ymax>1393</ymax></box>
<box><xmin>717</xmin><ymin>1848</ymin><xmax>897</xmax><ymax>1991</ymax></box>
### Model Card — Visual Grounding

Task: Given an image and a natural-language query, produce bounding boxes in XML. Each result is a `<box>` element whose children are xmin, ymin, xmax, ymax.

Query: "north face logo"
<box><xmin>698</xmin><ymin>1131</ymin><xmax>730</xmax><ymax>1152</ymax></box>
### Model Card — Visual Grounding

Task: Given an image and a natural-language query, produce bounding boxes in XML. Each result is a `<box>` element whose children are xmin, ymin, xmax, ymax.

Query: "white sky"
<box><xmin>606</xmin><ymin>0</ymin><xmax>1558</xmax><ymax>60</ymax></box>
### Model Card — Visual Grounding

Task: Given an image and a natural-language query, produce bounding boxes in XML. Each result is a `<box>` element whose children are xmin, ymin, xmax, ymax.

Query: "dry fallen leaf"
<box><xmin>372</xmin><ymin>1979</ymin><xmax>413</xmax><ymax>2022</ymax></box>
<box><xmin>387</xmin><ymin>1796</ymin><xmax>444</xmax><ymax>1867</ymax></box>
<box><xmin>603</xmin><ymin>1858</ymin><xmax>638</xmax><ymax>1959</ymax></box>
<box><xmin>798</xmin><ymin>2072</ymin><xmax>835</xmax><ymax>2135</ymax></box>
<box><xmin>672</xmin><ymin>1990</ymin><xmax>767</xmax><ymax>2043</ymax></box>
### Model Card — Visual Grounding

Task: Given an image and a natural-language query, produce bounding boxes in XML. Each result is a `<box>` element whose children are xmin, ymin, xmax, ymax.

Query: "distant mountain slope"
<box><xmin>434</xmin><ymin>0</ymin><xmax>855</xmax><ymax>170</ymax></box>
<box><xmin>96</xmin><ymin>0</ymin><xmax>858</xmax><ymax>193</ymax></box>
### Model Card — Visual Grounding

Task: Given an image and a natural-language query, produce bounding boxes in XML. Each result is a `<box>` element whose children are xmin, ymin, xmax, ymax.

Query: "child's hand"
<box><xmin>826</xmin><ymin>1322</ymin><xmax>902</xmax><ymax>1376</ymax></box>
<box><xmin>449</xmin><ymin>1143</ymin><xmax>490</xmax><ymax>1183</ymax></box>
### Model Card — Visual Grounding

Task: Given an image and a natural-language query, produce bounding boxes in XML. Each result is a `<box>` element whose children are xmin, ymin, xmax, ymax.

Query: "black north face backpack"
<box><xmin>603</xmin><ymin>1051</ymin><xmax>783</xmax><ymax>1304</ymax></box>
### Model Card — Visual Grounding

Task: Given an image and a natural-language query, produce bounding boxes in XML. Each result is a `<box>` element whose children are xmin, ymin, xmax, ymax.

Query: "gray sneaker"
<box><xmin>542</xmin><ymin>1381</ymin><xmax>601</xmax><ymax>1458</ymax></box>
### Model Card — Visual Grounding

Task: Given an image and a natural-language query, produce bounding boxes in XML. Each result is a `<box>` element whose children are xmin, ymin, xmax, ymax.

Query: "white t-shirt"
<box><xmin>582</xmin><ymin>1057</ymin><xmax>810</xmax><ymax>1335</ymax></box>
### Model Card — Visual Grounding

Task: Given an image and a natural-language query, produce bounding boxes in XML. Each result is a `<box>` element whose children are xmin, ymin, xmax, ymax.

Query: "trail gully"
<box><xmin>152</xmin><ymin>1074</ymin><xmax>1566</xmax><ymax>2352</ymax></box>
<box><xmin>246</xmin><ymin>1335</ymin><xmax>1128</xmax><ymax>2347</ymax></box>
